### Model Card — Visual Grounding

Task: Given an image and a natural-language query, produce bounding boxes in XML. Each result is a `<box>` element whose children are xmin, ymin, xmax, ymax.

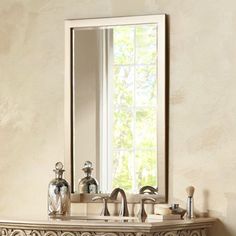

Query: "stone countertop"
<box><xmin>0</xmin><ymin>217</ymin><xmax>216</xmax><ymax>232</ymax></box>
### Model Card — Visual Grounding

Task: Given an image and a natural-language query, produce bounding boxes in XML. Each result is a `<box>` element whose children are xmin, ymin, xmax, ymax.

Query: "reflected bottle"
<box><xmin>48</xmin><ymin>162</ymin><xmax>70</xmax><ymax>216</ymax></box>
<box><xmin>78</xmin><ymin>161</ymin><xmax>99</xmax><ymax>194</ymax></box>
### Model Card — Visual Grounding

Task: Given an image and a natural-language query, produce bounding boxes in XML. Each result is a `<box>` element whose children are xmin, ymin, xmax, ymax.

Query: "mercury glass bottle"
<box><xmin>78</xmin><ymin>161</ymin><xmax>99</xmax><ymax>193</ymax></box>
<box><xmin>48</xmin><ymin>162</ymin><xmax>70</xmax><ymax>216</ymax></box>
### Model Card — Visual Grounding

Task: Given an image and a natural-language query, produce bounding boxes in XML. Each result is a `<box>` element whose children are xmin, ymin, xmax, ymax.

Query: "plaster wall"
<box><xmin>0</xmin><ymin>1</ymin><xmax>236</xmax><ymax>235</ymax></box>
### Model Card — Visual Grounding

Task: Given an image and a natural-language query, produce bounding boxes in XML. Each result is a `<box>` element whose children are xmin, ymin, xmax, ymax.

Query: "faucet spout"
<box><xmin>110</xmin><ymin>188</ymin><xmax>129</xmax><ymax>217</ymax></box>
<box><xmin>139</xmin><ymin>186</ymin><xmax>158</xmax><ymax>194</ymax></box>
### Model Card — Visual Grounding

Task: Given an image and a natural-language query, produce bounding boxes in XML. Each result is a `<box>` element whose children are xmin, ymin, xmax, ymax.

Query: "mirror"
<box><xmin>65</xmin><ymin>15</ymin><xmax>167</xmax><ymax>201</ymax></box>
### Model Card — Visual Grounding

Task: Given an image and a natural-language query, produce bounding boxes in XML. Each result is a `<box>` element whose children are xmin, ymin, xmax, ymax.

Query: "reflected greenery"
<box><xmin>111</xmin><ymin>24</ymin><xmax>158</xmax><ymax>192</ymax></box>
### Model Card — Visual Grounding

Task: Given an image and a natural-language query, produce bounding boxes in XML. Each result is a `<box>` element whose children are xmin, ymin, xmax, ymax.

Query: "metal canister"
<box><xmin>48</xmin><ymin>162</ymin><xmax>70</xmax><ymax>216</ymax></box>
<box><xmin>78</xmin><ymin>161</ymin><xmax>99</xmax><ymax>194</ymax></box>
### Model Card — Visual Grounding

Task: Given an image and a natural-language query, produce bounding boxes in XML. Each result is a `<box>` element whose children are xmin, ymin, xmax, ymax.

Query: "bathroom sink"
<box><xmin>51</xmin><ymin>215</ymin><xmax>138</xmax><ymax>221</ymax></box>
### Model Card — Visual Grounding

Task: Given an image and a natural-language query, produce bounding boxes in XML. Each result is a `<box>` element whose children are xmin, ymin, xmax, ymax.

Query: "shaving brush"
<box><xmin>186</xmin><ymin>186</ymin><xmax>195</xmax><ymax>197</ymax></box>
<box><xmin>186</xmin><ymin>186</ymin><xmax>195</xmax><ymax>219</ymax></box>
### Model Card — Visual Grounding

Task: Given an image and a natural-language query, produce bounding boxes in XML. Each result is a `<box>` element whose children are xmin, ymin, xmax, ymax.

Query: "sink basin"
<box><xmin>51</xmin><ymin>215</ymin><xmax>138</xmax><ymax>221</ymax></box>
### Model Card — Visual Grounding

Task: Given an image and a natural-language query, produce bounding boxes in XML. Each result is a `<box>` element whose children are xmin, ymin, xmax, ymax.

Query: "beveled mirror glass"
<box><xmin>65</xmin><ymin>15</ymin><xmax>167</xmax><ymax>202</ymax></box>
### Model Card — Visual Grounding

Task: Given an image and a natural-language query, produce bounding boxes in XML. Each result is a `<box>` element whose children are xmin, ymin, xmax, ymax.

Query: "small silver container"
<box><xmin>78</xmin><ymin>161</ymin><xmax>99</xmax><ymax>194</ymax></box>
<box><xmin>48</xmin><ymin>162</ymin><xmax>70</xmax><ymax>216</ymax></box>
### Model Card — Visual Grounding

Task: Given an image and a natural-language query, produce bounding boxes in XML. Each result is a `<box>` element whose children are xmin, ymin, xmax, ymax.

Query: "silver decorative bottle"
<box><xmin>48</xmin><ymin>162</ymin><xmax>70</xmax><ymax>216</ymax></box>
<box><xmin>78</xmin><ymin>161</ymin><xmax>99</xmax><ymax>194</ymax></box>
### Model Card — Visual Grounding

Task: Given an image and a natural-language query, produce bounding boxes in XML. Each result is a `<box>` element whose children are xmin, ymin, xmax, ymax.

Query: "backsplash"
<box><xmin>71</xmin><ymin>203</ymin><xmax>154</xmax><ymax>217</ymax></box>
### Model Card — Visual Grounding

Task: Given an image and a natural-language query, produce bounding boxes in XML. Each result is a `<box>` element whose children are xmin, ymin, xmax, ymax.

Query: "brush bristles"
<box><xmin>186</xmin><ymin>186</ymin><xmax>195</xmax><ymax>197</ymax></box>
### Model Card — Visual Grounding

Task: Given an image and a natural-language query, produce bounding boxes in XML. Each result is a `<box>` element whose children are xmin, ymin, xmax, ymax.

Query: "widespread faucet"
<box><xmin>110</xmin><ymin>188</ymin><xmax>129</xmax><ymax>217</ymax></box>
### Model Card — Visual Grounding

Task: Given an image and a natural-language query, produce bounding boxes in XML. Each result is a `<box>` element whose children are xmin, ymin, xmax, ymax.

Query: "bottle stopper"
<box><xmin>82</xmin><ymin>161</ymin><xmax>93</xmax><ymax>176</ymax></box>
<box><xmin>54</xmin><ymin>162</ymin><xmax>65</xmax><ymax>177</ymax></box>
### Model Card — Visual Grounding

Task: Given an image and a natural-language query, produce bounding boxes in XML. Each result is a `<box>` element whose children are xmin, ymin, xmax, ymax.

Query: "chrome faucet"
<box><xmin>110</xmin><ymin>188</ymin><xmax>129</xmax><ymax>217</ymax></box>
<box><xmin>139</xmin><ymin>186</ymin><xmax>158</xmax><ymax>195</ymax></box>
<box><xmin>138</xmin><ymin>197</ymin><xmax>155</xmax><ymax>222</ymax></box>
<box><xmin>92</xmin><ymin>196</ymin><xmax>110</xmax><ymax>216</ymax></box>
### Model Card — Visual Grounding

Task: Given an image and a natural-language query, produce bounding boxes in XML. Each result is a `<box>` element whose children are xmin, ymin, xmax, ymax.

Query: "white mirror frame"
<box><xmin>64</xmin><ymin>15</ymin><xmax>168</xmax><ymax>203</ymax></box>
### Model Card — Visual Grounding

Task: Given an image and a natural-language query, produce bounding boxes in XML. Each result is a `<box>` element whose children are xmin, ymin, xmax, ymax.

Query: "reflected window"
<box><xmin>102</xmin><ymin>25</ymin><xmax>158</xmax><ymax>193</ymax></box>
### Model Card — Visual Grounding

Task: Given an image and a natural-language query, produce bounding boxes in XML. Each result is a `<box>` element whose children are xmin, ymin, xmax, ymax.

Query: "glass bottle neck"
<box><xmin>55</xmin><ymin>173</ymin><xmax>63</xmax><ymax>179</ymax></box>
<box><xmin>54</xmin><ymin>169</ymin><xmax>64</xmax><ymax>179</ymax></box>
<box><xmin>83</xmin><ymin>167</ymin><xmax>92</xmax><ymax>178</ymax></box>
<box><xmin>85</xmin><ymin>172</ymin><xmax>91</xmax><ymax>178</ymax></box>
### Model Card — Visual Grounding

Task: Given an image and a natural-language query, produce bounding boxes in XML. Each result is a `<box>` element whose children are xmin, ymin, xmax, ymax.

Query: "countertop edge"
<box><xmin>0</xmin><ymin>218</ymin><xmax>217</xmax><ymax>232</ymax></box>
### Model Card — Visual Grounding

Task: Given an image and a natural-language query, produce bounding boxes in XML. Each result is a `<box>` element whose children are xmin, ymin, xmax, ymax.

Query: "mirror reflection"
<box><xmin>69</xmin><ymin>17</ymin><xmax>166</xmax><ymax>196</ymax></box>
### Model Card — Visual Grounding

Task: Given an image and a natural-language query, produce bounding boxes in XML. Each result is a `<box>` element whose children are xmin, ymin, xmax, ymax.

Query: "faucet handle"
<box><xmin>138</xmin><ymin>197</ymin><xmax>156</xmax><ymax>222</ymax></box>
<box><xmin>92</xmin><ymin>196</ymin><xmax>110</xmax><ymax>216</ymax></box>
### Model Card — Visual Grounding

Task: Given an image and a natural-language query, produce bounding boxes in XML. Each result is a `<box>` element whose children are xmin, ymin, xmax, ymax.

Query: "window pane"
<box><xmin>110</xmin><ymin>24</ymin><xmax>158</xmax><ymax>192</ymax></box>
<box><xmin>112</xmin><ymin>150</ymin><xmax>133</xmax><ymax>191</ymax></box>
<box><xmin>136</xmin><ymin>24</ymin><xmax>156</xmax><ymax>47</ymax></box>
<box><xmin>113</xmin><ymin>65</ymin><xmax>134</xmax><ymax>106</ymax></box>
<box><xmin>136</xmin><ymin>109</ymin><xmax>157</xmax><ymax>149</ymax></box>
<box><xmin>113</xmin><ymin>26</ymin><xmax>134</xmax><ymax>65</ymax></box>
<box><xmin>136</xmin><ymin>46</ymin><xmax>156</xmax><ymax>65</ymax></box>
<box><xmin>112</xmin><ymin>108</ymin><xmax>133</xmax><ymax>149</ymax></box>
<box><xmin>136</xmin><ymin>149</ymin><xmax>157</xmax><ymax>189</ymax></box>
<box><xmin>135</xmin><ymin>25</ymin><xmax>156</xmax><ymax>64</ymax></box>
<box><xmin>135</xmin><ymin>65</ymin><xmax>157</xmax><ymax>106</ymax></box>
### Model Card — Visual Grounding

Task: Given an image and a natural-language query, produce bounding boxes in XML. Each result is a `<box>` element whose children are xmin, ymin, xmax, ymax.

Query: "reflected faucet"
<box><xmin>110</xmin><ymin>188</ymin><xmax>129</xmax><ymax>217</ymax></box>
<box><xmin>139</xmin><ymin>186</ymin><xmax>158</xmax><ymax>195</ymax></box>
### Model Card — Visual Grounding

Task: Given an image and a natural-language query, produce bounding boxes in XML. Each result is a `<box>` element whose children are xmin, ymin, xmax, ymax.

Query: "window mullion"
<box><xmin>132</xmin><ymin>26</ymin><xmax>137</xmax><ymax>193</ymax></box>
<box><xmin>107</xmin><ymin>28</ymin><xmax>113</xmax><ymax>193</ymax></box>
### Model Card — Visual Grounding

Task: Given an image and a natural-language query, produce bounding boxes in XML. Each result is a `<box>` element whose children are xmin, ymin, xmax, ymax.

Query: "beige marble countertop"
<box><xmin>0</xmin><ymin>217</ymin><xmax>216</xmax><ymax>232</ymax></box>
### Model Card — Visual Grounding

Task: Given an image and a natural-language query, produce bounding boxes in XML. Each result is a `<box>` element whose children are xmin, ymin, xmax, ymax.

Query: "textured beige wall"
<box><xmin>0</xmin><ymin>0</ymin><xmax>236</xmax><ymax>235</ymax></box>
